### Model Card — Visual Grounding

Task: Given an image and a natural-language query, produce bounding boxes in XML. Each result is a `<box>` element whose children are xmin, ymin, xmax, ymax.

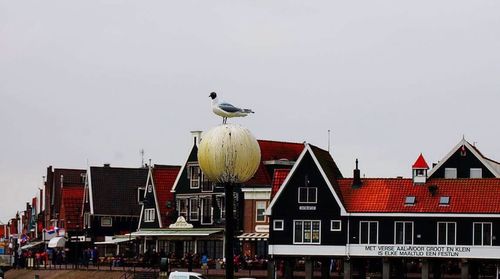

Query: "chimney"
<box><xmin>191</xmin><ymin>131</ymin><xmax>202</xmax><ymax>146</ymax></box>
<box><xmin>103</xmin><ymin>163</ymin><xmax>110</xmax><ymax>168</ymax></box>
<box><xmin>352</xmin><ymin>159</ymin><xmax>362</xmax><ymax>189</ymax></box>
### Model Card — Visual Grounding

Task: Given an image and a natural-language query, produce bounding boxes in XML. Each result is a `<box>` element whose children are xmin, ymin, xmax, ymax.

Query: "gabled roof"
<box><xmin>267</xmin><ymin>143</ymin><xmax>346</xmax><ymax>215</ymax></box>
<box><xmin>60</xmin><ymin>187</ymin><xmax>84</xmax><ymax>231</ymax></box>
<box><xmin>90</xmin><ymin>166</ymin><xmax>148</xmax><ymax>216</ymax></box>
<box><xmin>337</xmin><ymin>178</ymin><xmax>500</xmax><ymax>215</ymax></box>
<box><xmin>153</xmin><ymin>165</ymin><xmax>181</xmax><ymax>228</ymax></box>
<box><xmin>50</xmin><ymin>168</ymin><xmax>86</xmax><ymax>217</ymax></box>
<box><xmin>412</xmin><ymin>153</ymin><xmax>429</xmax><ymax>169</ymax></box>
<box><xmin>427</xmin><ymin>139</ymin><xmax>500</xmax><ymax>178</ymax></box>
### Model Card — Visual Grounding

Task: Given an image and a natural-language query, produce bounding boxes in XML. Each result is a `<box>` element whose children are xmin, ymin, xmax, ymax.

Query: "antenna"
<box><xmin>140</xmin><ymin>149</ymin><xmax>145</xmax><ymax>167</ymax></box>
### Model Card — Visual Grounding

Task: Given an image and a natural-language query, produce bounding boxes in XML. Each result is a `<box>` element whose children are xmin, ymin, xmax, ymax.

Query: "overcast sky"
<box><xmin>1</xmin><ymin>0</ymin><xmax>499</xmax><ymax>223</ymax></box>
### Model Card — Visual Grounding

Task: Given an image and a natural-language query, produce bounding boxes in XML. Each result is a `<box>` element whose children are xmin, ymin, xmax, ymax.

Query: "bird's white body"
<box><xmin>210</xmin><ymin>93</ymin><xmax>253</xmax><ymax>123</ymax></box>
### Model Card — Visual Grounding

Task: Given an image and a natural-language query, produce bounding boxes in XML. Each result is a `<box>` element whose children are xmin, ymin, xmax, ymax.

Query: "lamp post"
<box><xmin>198</xmin><ymin>124</ymin><xmax>260</xmax><ymax>279</ymax></box>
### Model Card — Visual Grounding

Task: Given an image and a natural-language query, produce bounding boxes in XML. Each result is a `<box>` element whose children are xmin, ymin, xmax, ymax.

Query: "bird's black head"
<box><xmin>209</xmin><ymin>92</ymin><xmax>217</xmax><ymax>99</ymax></box>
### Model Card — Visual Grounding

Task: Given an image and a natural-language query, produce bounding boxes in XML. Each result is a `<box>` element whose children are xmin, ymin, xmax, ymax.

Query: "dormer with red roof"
<box><xmin>412</xmin><ymin>153</ymin><xmax>429</xmax><ymax>184</ymax></box>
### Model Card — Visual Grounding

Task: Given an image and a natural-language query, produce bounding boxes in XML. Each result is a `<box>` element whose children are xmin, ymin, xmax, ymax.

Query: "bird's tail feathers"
<box><xmin>242</xmin><ymin>109</ymin><xmax>254</xmax><ymax>113</ymax></box>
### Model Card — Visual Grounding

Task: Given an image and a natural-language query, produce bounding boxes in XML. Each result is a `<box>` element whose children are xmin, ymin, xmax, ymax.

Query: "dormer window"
<box><xmin>298</xmin><ymin>187</ymin><xmax>317</xmax><ymax>204</ymax></box>
<box><xmin>405</xmin><ymin>196</ymin><xmax>416</xmax><ymax>206</ymax></box>
<box><xmin>444</xmin><ymin>168</ymin><xmax>457</xmax><ymax>179</ymax></box>
<box><xmin>439</xmin><ymin>196</ymin><xmax>450</xmax><ymax>205</ymax></box>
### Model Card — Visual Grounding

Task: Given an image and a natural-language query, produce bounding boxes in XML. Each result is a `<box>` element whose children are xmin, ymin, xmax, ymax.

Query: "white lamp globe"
<box><xmin>198</xmin><ymin>124</ymin><xmax>261</xmax><ymax>184</ymax></box>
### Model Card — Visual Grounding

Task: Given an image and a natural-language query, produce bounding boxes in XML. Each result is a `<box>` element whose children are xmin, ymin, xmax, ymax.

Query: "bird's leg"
<box><xmin>223</xmin><ymin>117</ymin><xmax>227</xmax><ymax>124</ymax></box>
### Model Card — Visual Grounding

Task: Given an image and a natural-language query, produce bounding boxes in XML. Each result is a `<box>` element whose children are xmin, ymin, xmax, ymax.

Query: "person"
<box><xmin>233</xmin><ymin>254</ymin><xmax>239</xmax><ymax>272</ymax></box>
<box><xmin>187</xmin><ymin>252</ymin><xmax>193</xmax><ymax>272</ymax></box>
<box><xmin>92</xmin><ymin>247</ymin><xmax>98</xmax><ymax>265</ymax></box>
<box><xmin>201</xmin><ymin>253</ymin><xmax>208</xmax><ymax>274</ymax></box>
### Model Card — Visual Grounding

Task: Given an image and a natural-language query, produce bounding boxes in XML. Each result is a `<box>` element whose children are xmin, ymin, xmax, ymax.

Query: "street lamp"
<box><xmin>198</xmin><ymin>123</ymin><xmax>260</xmax><ymax>279</ymax></box>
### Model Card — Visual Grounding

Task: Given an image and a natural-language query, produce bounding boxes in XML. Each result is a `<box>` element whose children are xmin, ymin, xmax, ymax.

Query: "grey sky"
<box><xmin>1</xmin><ymin>1</ymin><xmax>499</xmax><ymax>223</ymax></box>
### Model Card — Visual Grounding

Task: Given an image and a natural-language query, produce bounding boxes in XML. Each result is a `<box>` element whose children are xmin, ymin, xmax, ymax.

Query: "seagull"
<box><xmin>209</xmin><ymin>92</ymin><xmax>254</xmax><ymax>124</ymax></box>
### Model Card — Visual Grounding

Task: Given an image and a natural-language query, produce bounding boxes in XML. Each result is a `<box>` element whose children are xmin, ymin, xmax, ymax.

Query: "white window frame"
<box><xmin>144</xmin><ymin>208</ymin><xmax>155</xmax><ymax>223</ymax></box>
<box><xmin>178</xmin><ymin>198</ymin><xmax>188</xmax><ymax>218</ymax></box>
<box><xmin>470</xmin><ymin>168</ymin><xmax>483</xmax><ymax>178</ymax></box>
<box><xmin>200</xmin><ymin>172</ymin><xmax>214</xmax><ymax>192</ymax></box>
<box><xmin>84</xmin><ymin>212</ymin><xmax>91</xmax><ymax>229</ymax></box>
<box><xmin>444</xmin><ymin>168</ymin><xmax>457</xmax><ymax>179</ymax></box>
<box><xmin>293</xmin><ymin>220</ymin><xmax>321</xmax><ymax>244</ymax></box>
<box><xmin>101</xmin><ymin>216</ymin><xmax>112</xmax><ymax>227</ymax></box>
<box><xmin>189</xmin><ymin>198</ymin><xmax>199</xmax><ymax>221</ymax></box>
<box><xmin>138</xmin><ymin>187</ymin><xmax>146</xmax><ymax>204</ymax></box>
<box><xmin>255</xmin><ymin>201</ymin><xmax>267</xmax><ymax>223</ymax></box>
<box><xmin>200</xmin><ymin>196</ymin><xmax>213</xmax><ymax>225</ymax></box>
<box><xmin>218</xmin><ymin>196</ymin><xmax>226</xmax><ymax>220</ymax></box>
<box><xmin>360</xmin><ymin>221</ymin><xmax>379</xmax><ymax>244</ymax></box>
<box><xmin>394</xmin><ymin>221</ymin><xmax>414</xmax><ymax>245</ymax></box>
<box><xmin>437</xmin><ymin>222</ymin><xmax>456</xmax><ymax>245</ymax></box>
<box><xmin>473</xmin><ymin>222</ymin><xmax>493</xmax><ymax>246</ymax></box>
<box><xmin>274</xmin><ymin>220</ymin><xmax>284</xmax><ymax>231</ymax></box>
<box><xmin>187</xmin><ymin>164</ymin><xmax>200</xmax><ymax>189</ymax></box>
<box><xmin>298</xmin><ymin>187</ymin><xmax>318</xmax><ymax>204</ymax></box>
<box><xmin>330</xmin><ymin>220</ymin><xmax>342</xmax><ymax>231</ymax></box>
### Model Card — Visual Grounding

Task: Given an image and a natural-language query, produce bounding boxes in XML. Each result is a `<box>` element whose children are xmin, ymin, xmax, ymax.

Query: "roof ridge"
<box><xmin>257</xmin><ymin>139</ymin><xmax>304</xmax><ymax>145</ymax></box>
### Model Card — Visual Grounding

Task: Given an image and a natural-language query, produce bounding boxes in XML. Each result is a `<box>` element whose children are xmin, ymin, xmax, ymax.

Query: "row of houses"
<box><xmin>4</xmin><ymin>131</ymin><xmax>500</xmax><ymax>278</ymax></box>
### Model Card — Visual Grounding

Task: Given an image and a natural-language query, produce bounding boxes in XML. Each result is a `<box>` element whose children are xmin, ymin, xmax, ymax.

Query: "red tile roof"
<box><xmin>245</xmin><ymin>140</ymin><xmax>304</xmax><ymax>186</ymax></box>
<box><xmin>153</xmin><ymin>165</ymin><xmax>181</xmax><ymax>228</ymax></box>
<box><xmin>271</xmin><ymin>169</ymin><xmax>291</xmax><ymax>199</ymax></box>
<box><xmin>412</xmin><ymin>153</ymin><xmax>429</xmax><ymax>169</ymax></box>
<box><xmin>337</xmin><ymin>178</ymin><xmax>500</xmax><ymax>214</ymax></box>
<box><xmin>60</xmin><ymin>187</ymin><xmax>84</xmax><ymax>231</ymax></box>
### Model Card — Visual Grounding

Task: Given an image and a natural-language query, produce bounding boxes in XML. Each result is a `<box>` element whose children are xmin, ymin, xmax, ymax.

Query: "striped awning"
<box><xmin>237</xmin><ymin>233</ymin><xmax>269</xmax><ymax>241</ymax></box>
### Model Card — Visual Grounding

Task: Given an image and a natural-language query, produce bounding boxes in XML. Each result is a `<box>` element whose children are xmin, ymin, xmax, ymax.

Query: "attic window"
<box><xmin>439</xmin><ymin>196</ymin><xmax>450</xmax><ymax>205</ymax></box>
<box><xmin>405</xmin><ymin>196</ymin><xmax>416</xmax><ymax>206</ymax></box>
<box><xmin>444</xmin><ymin>168</ymin><xmax>457</xmax><ymax>179</ymax></box>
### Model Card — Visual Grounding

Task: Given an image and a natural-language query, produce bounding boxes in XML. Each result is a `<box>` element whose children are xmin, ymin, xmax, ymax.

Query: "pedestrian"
<box><xmin>187</xmin><ymin>252</ymin><xmax>193</xmax><ymax>272</ymax></box>
<box><xmin>201</xmin><ymin>253</ymin><xmax>208</xmax><ymax>274</ymax></box>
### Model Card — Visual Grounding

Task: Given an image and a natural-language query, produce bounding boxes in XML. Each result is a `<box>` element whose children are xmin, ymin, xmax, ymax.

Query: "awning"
<box><xmin>237</xmin><ymin>233</ymin><xmax>269</xmax><ymax>241</ymax></box>
<box><xmin>131</xmin><ymin>228</ymin><xmax>223</xmax><ymax>237</ymax></box>
<box><xmin>94</xmin><ymin>237</ymin><xmax>134</xmax><ymax>245</ymax></box>
<box><xmin>20</xmin><ymin>241</ymin><xmax>44</xmax><ymax>250</ymax></box>
<box><xmin>48</xmin><ymin>237</ymin><xmax>66</xmax><ymax>248</ymax></box>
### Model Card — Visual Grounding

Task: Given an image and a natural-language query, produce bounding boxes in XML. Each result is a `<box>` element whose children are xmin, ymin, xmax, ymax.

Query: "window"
<box><xmin>201</xmin><ymin>172</ymin><xmax>213</xmax><ymax>192</ymax></box>
<box><xmin>138</xmin><ymin>187</ymin><xmax>146</xmax><ymax>204</ymax></box>
<box><xmin>294</xmin><ymin>220</ymin><xmax>321</xmax><ymax>244</ymax></box>
<box><xmin>101</xmin><ymin>216</ymin><xmax>112</xmax><ymax>227</ymax></box>
<box><xmin>444</xmin><ymin>168</ymin><xmax>457</xmax><ymax>179</ymax></box>
<box><xmin>298</xmin><ymin>187</ymin><xmax>317</xmax><ymax>204</ymax></box>
<box><xmin>360</xmin><ymin>221</ymin><xmax>378</xmax><ymax>244</ymax></box>
<box><xmin>473</xmin><ymin>222</ymin><xmax>492</xmax><ymax>246</ymax></box>
<box><xmin>178</xmin><ymin>198</ymin><xmax>188</xmax><ymax>218</ymax></box>
<box><xmin>217</xmin><ymin>196</ymin><xmax>226</xmax><ymax>220</ymax></box>
<box><xmin>395</xmin><ymin>221</ymin><xmax>413</xmax><ymax>244</ymax></box>
<box><xmin>188</xmin><ymin>164</ymin><xmax>200</xmax><ymax>189</ymax></box>
<box><xmin>437</xmin><ymin>222</ymin><xmax>456</xmax><ymax>245</ymax></box>
<box><xmin>470</xmin><ymin>168</ymin><xmax>483</xmax><ymax>178</ymax></box>
<box><xmin>83</xmin><ymin>212</ymin><xmax>91</xmax><ymax>229</ymax></box>
<box><xmin>415</xmin><ymin>169</ymin><xmax>425</xmax><ymax>176</ymax></box>
<box><xmin>144</xmin><ymin>208</ymin><xmax>155</xmax><ymax>222</ymax></box>
<box><xmin>405</xmin><ymin>196</ymin><xmax>416</xmax><ymax>205</ymax></box>
<box><xmin>274</xmin><ymin>220</ymin><xmax>284</xmax><ymax>231</ymax></box>
<box><xmin>255</xmin><ymin>201</ymin><xmax>267</xmax><ymax>222</ymax></box>
<box><xmin>200</xmin><ymin>197</ymin><xmax>213</xmax><ymax>225</ymax></box>
<box><xmin>439</xmin><ymin>196</ymin><xmax>450</xmax><ymax>205</ymax></box>
<box><xmin>331</xmin><ymin>220</ymin><xmax>341</xmax><ymax>231</ymax></box>
<box><xmin>190</xmin><ymin>198</ymin><xmax>199</xmax><ymax>221</ymax></box>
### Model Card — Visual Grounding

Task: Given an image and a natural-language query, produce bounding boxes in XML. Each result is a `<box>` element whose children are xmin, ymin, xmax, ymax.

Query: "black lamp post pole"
<box><xmin>224</xmin><ymin>182</ymin><xmax>234</xmax><ymax>279</ymax></box>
